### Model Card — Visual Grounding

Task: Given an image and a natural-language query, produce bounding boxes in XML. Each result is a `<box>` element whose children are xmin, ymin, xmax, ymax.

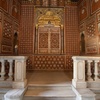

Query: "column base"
<box><xmin>12</xmin><ymin>79</ymin><xmax>27</xmax><ymax>88</ymax></box>
<box><xmin>72</xmin><ymin>79</ymin><xmax>87</xmax><ymax>88</ymax></box>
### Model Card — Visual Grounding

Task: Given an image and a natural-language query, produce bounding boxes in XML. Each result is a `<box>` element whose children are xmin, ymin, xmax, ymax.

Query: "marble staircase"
<box><xmin>23</xmin><ymin>71</ymin><xmax>76</xmax><ymax>100</ymax></box>
<box><xmin>90</xmin><ymin>88</ymin><xmax>100</xmax><ymax>100</ymax></box>
<box><xmin>0</xmin><ymin>88</ymin><xmax>11</xmax><ymax>100</ymax></box>
<box><xmin>23</xmin><ymin>83</ymin><xmax>76</xmax><ymax>100</ymax></box>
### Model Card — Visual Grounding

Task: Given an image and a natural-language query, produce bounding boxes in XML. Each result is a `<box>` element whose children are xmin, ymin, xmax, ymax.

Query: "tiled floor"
<box><xmin>26</xmin><ymin>71</ymin><xmax>73</xmax><ymax>86</ymax></box>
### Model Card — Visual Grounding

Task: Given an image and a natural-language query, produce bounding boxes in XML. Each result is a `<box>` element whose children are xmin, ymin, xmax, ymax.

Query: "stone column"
<box><xmin>7</xmin><ymin>60</ymin><xmax>13</xmax><ymax>81</ymax></box>
<box><xmin>87</xmin><ymin>60</ymin><xmax>93</xmax><ymax>81</ymax></box>
<box><xmin>12</xmin><ymin>56</ymin><xmax>27</xmax><ymax>88</ymax></box>
<box><xmin>0</xmin><ymin>60</ymin><xmax>5</xmax><ymax>81</ymax></box>
<box><xmin>72</xmin><ymin>56</ymin><xmax>87</xmax><ymax>88</ymax></box>
<box><xmin>94</xmin><ymin>60</ymin><xmax>99</xmax><ymax>81</ymax></box>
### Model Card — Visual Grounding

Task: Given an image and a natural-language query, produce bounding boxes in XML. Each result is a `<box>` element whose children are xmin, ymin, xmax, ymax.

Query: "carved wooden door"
<box><xmin>38</xmin><ymin>26</ymin><xmax>61</xmax><ymax>54</ymax></box>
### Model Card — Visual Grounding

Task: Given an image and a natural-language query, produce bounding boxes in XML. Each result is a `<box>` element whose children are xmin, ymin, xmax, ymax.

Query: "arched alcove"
<box><xmin>34</xmin><ymin>8</ymin><xmax>64</xmax><ymax>54</ymax></box>
<box><xmin>80</xmin><ymin>33</ymin><xmax>85</xmax><ymax>54</ymax></box>
<box><xmin>13</xmin><ymin>32</ymin><xmax>18</xmax><ymax>55</ymax></box>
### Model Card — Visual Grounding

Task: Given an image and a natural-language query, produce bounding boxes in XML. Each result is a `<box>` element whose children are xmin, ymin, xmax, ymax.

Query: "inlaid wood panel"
<box><xmin>33</xmin><ymin>55</ymin><xmax>66</xmax><ymax>70</ymax></box>
<box><xmin>37</xmin><ymin>26</ymin><xmax>61</xmax><ymax>54</ymax></box>
<box><xmin>19</xmin><ymin>6</ymin><xmax>34</xmax><ymax>54</ymax></box>
<box><xmin>91</xmin><ymin>0</ymin><xmax>100</xmax><ymax>14</ymax></box>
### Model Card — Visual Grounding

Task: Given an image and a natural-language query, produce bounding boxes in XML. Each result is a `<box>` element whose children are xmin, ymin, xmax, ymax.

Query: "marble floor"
<box><xmin>24</xmin><ymin>71</ymin><xmax>75</xmax><ymax>100</ymax></box>
<box><xmin>26</xmin><ymin>71</ymin><xmax>73</xmax><ymax>86</ymax></box>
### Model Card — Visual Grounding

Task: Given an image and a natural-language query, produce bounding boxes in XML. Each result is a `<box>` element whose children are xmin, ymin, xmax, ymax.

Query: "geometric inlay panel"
<box><xmin>33</xmin><ymin>55</ymin><xmax>65</xmax><ymax>70</ymax></box>
<box><xmin>39</xmin><ymin>33</ymin><xmax>48</xmax><ymax>48</ymax></box>
<box><xmin>50</xmin><ymin>33</ymin><xmax>59</xmax><ymax>48</ymax></box>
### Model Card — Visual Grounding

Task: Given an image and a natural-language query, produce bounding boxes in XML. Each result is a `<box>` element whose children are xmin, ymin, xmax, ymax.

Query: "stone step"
<box><xmin>24</xmin><ymin>85</ymin><xmax>76</xmax><ymax>100</ymax></box>
<box><xmin>0</xmin><ymin>88</ymin><xmax>12</xmax><ymax>100</ymax></box>
<box><xmin>0</xmin><ymin>94</ymin><xmax>5</xmax><ymax>100</ymax></box>
<box><xmin>90</xmin><ymin>88</ymin><xmax>100</xmax><ymax>100</ymax></box>
<box><xmin>28</xmin><ymin>83</ymin><xmax>72</xmax><ymax>90</ymax></box>
<box><xmin>24</xmin><ymin>97</ymin><xmax>76</xmax><ymax>100</ymax></box>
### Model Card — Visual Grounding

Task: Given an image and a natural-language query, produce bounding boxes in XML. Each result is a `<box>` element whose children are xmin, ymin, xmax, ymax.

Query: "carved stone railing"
<box><xmin>72</xmin><ymin>56</ymin><xmax>100</xmax><ymax>88</ymax></box>
<box><xmin>0</xmin><ymin>56</ymin><xmax>28</xmax><ymax>88</ymax></box>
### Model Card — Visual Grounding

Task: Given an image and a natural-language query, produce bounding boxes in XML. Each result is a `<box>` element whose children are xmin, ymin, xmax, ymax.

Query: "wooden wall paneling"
<box><xmin>91</xmin><ymin>0</ymin><xmax>100</xmax><ymax>14</ymax></box>
<box><xmin>1</xmin><ymin>15</ymin><xmax>13</xmax><ymax>54</ymax></box>
<box><xmin>78</xmin><ymin>0</ymin><xmax>88</xmax><ymax>22</ymax></box>
<box><xmin>12</xmin><ymin>0</ymin><xmax>21</xmax><ymax>20</ymax></box>
<box><xmin>33</xmin><ymin>55</ymin><xmax>66</xmax><ymax>71</ymax></box>
<box><xmin>65</xmin><ymin>6</ymin><xmax>80</xmax><ymax>54</ymax></box>
<box><xmin>0</xmin><ymin>11</ymin><xmax>2</xmax><ymax>53</ymax></box>
<box><xmin>0</xmin><ymin>0</ymin><xmax>8</xmax><ymax>11</ymax></box>
<box><xmin>65</xmin><ymin>6</ymin><xmax>80</xmax><ymax>70</ymax></box>
<box><xmin>19</xmin><ymin>5</ymin><xmax>34</xmax><ymax>54</ymax></box>
<box><xmin>85</xmin><ymin>15</ymin><xmax>98</xmax><ymax>54</ymax></box>
<box><xmin>26</xmin><ymin>55</ymin><xmax>33</xmax><ymax>70</ymax></box>
<box><xmin>58</xmin><ymin>0</ymin><xmax>65</xmax><ymax>7</ymax></box>
<box><xmin>96</xmin><ymin>12</ymin><xmax>100</xmax><ymax>54</ymax></box>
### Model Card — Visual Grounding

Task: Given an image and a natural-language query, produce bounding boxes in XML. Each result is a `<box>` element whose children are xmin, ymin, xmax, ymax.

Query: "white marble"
<box><xmin>12</xmin><ymin>79</ymin><xmax>27</xmax><ymax>89</ymax></box>
<box><xmin>87</xmin><ymin>81</ymin><xmax>100</xmax><ymax>88</ymax></box>
<box><xmin>72</xmin><ymin>57</ymin><xmax>87</xmax><ymax>88</ymax></box>
<box><xmin>72</xmin><ymin>86</ymin><xmax>96</xmax><ymax>100</ymax></box>
<box><xmin>26</xmin><ymin>71</ymin><xmax>73</xmax><ymax>86</ymax></box>
<box><xmin>0</xmin><ymin>56</ymin><xmax>28</xmax><ymax>88</ymax></box>
<box><xmin>24</xmin><ymin>71</ymin><xmax>76</xmax><ymax>100</ymax></box>
<box><xmin>72</xmin><ymin>56</ymin><xmax>100</xmax><ymax>89</ymax></box>
<box><xmin>0</xmin><ymin>81</ymin><xmax>12</xmax><ymax>88</ymax></box>
<box><xmin>0</xmin><ymin>87</ymin><xmax>12</xmax><ymax>100</ymax></box>
<box><xmin>4</xmin><ymin>88</ymin><xmax>26</xmax><ymax>100</ymax></box>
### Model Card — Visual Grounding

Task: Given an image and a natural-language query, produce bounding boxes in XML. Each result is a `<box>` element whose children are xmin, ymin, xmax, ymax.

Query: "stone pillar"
<box><xmin>12</xmin><ymin>57</ymin><xmax>27</xmax><ymax>88</ymax></box>
<box><xmin>7</xmin><ymin>60</ymin><xmax>13</xmax><ymax>81</ymax></box>
<box><xmin>0</xmin><ymin>60</ymin><xmax>5</xmax><ymax>81</ymax></box>
<box><xmin>72</xmin><ymin>57</ymin><xmax>87</xmax><ymax>88</ymax></box>
<box><xmin>87</xmin><ymin>60</ymin><xmax>93</xmax><ymax>81</ymax></box>
<box><xmin>94</xmin><ymin>60</ymin><xmax>99</xmax><ymax>81</ymax></box>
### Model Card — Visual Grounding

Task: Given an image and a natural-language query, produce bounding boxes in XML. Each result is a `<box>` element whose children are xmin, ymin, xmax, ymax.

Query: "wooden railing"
<box><xmin>72</xmin><ymin>56</ymin><xmax>100</xmax><ymax>88</ymax></box>
<box><xmin>0</xmin><ymin>56</ymin><xmax>28</xmax><ymax>88</ymax></box>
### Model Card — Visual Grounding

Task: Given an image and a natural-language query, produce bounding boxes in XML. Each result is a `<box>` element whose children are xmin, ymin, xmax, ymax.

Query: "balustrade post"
<box><xmin>7</xmin><ymin>60</ymin><xmax>13</xmax><ymax>81</ymax></box>
<box><xmin>87</xmin><ymin>60</ymin><xmax>93</xmax><ymax>81</ymax></box>
<box><xmin>94</xmin><ymin>60</ymin><xmax>100</xmax><ymax>81</ymax></box>
<box><xmin>12</xmin><ymin>56</ymin><xmax>27</xmax><ymax>88</ymax></box>
<box><xmin>0</xmin><ymin>60</ymin><xmax>5</xmax><ymax>81</ymax></box>
<box><xmin>72</xmin><ymin>56</ymin><xmax>87</xmax><ymax>88</ymax></box>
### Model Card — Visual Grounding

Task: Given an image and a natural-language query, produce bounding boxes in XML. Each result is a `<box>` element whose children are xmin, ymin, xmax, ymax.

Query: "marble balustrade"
<box><xmin>72</xmin><ymin>56</ymin><xmax>100</xmax><ymax>88</ymax></box>
<box><xmin>0</xmin><ymin>56</ymin><xmax>28</xmax><ymax>88</ymax></box>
